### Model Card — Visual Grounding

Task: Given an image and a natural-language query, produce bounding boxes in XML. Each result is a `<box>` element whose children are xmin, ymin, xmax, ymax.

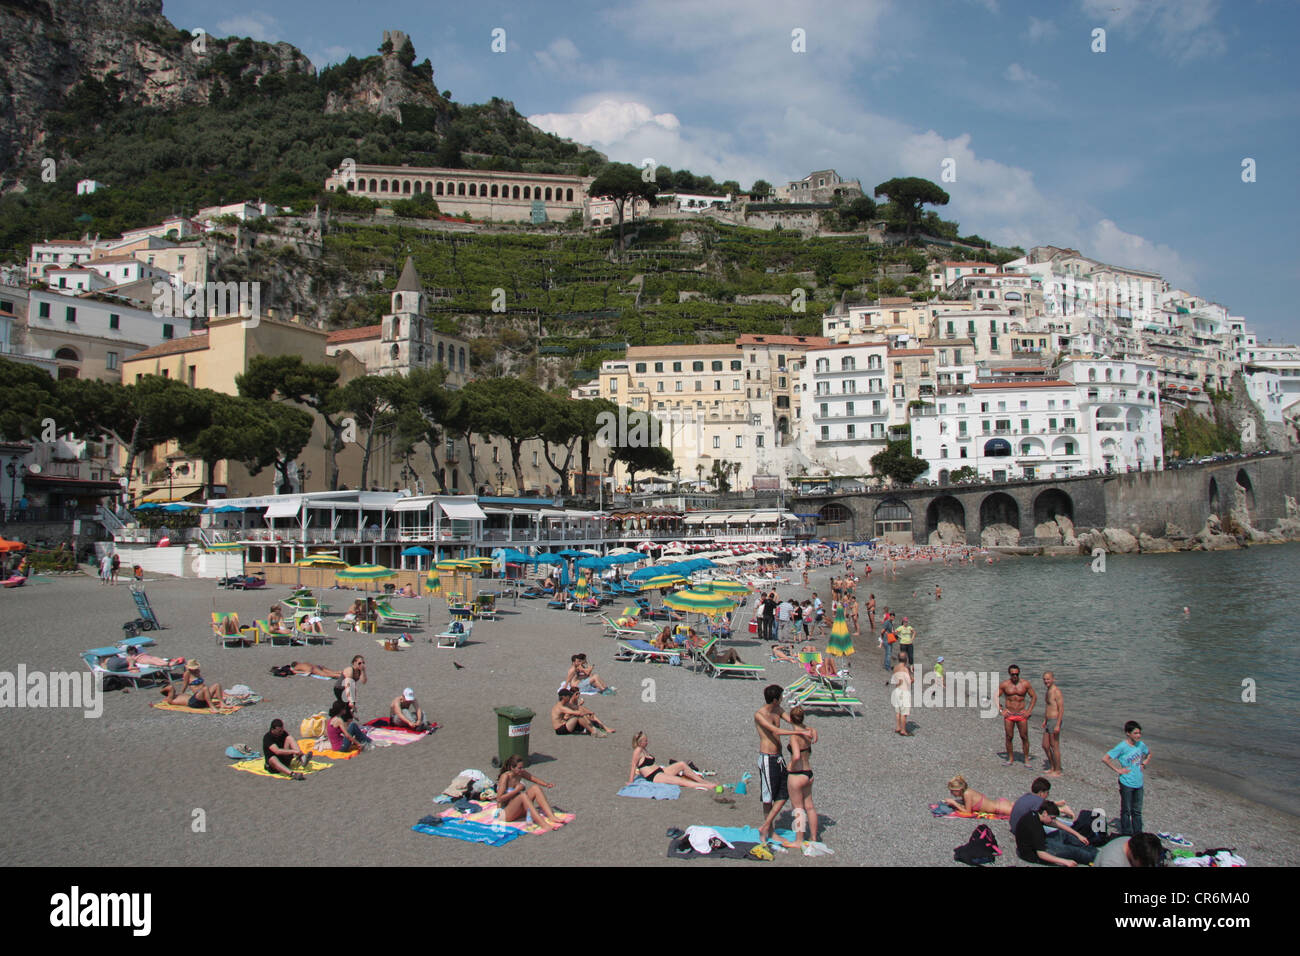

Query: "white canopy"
<box><xmin>439</xmin><ymin>500</ymin><xmax>487</xmax><ymax>521</ymax></box>
<box><xmin>264</xmin><ymin>496</ymin><xmax>303</xmax><ymax>518</ymax></box>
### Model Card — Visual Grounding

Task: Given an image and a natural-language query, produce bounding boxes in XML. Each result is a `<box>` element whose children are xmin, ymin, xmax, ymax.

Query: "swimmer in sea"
<box><xmin>935</xmin><ymin>584</ymin><xmax>942</xmax><ymax>600</ymax></box>
<box><xmin>998</xmin><ymin>664</ymin><xmax>1036</xmax><ymax>767</ymax></box>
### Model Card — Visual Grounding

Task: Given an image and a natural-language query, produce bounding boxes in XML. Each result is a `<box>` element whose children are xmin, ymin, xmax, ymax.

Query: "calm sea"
<box><xmin>863</xmin><ymin>543</ymin><xmax>1300</xmax><ymax>818</ymax></box>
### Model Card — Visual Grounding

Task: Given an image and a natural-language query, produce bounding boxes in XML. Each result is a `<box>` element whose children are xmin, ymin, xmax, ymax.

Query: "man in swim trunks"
<box><xmin>754</xmin><ymin>684</ymin><xmax>814</xmax><ymax>844</ymax></box>
<box><xmin>998</xmin><ymin>664</ymin><xmax>1036</xmax><ymax>766</ymax></box>
<box><xmin>1041</xmin><ymin>670</ymin><xmax>1064</xmax><ymax>776</ymax></box>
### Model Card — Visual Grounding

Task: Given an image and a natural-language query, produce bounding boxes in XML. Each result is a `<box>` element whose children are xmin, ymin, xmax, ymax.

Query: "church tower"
<box><xmin>381</xmin><ymin>256</ymin><xmax>431</xmax><ymax>375</ymax></box>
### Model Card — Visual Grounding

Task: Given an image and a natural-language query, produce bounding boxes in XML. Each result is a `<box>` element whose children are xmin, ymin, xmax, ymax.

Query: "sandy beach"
<box><xmin>1</xmin><ymin>556</ymin><xmax>1293</xmax><ymax>867</ymax></box>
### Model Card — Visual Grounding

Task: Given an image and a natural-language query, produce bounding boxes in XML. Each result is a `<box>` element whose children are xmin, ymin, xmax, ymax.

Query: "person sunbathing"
<box><xmin>285</xmin><ymin>662</ymin><xmax>342</xmax><ymax>678</ymax></box>
<box><xmin>707</xmin><ymin>643</ymin><xmax>746</xmax><ymax>665</ymax></box>
<box><xmin>944</xmin><ymin>775</ymin><xmax>1014</xmax><ymax>816</ymax></box>
<box><xmin>772</xmin><ymin>643</ymin><xmax>815</xmax><ymax>663</ymax></box>
<box><xmin>551</xmin><ymin>688</ymin><xmax>612</xmax><ymax>736</ymax></box>
<box><xmin>218</xmin><ymin>613</ymin><xmax>244</xmax><ymax>635</ymax></box>
<box><xmin>651</xmin><ymin>626</ymin><xmax>680</xmax><ymax>651</ymax></box>
<box><xmin>395</xmin><ymin>584</ymin><xmax>415</xmax><ymax>598</ymax></box>
<box><xmin>267</xmin><ymin>606</ymin><xmax>291</xmax><ymax>634</ymax></box>
<box><xmin>295</xmin><ymin>611</ymin><xmax>324</xmax><ymax>634</ymax></box>
<box><xmin>124</xmin><ymin>646</ymin><xmax>183</xmax><ymax>670</ymax></box>
<box><xmin>628</xmin><ymin>732</ymin><xmax>715</xmax><ymax>791</ymax></box>
<box><xmin>496</xmin><ymin>754</ymin><xmax>566</xmax><ymax>829</ymax></box>
<box><xmin>160</xmin><ymin>681</ymin><xmax>225</xmax><ymax>709</ymax></box>
<box><xmin>564</xmin><ymin>654</ymin><xmax>611</xmax><ymax>694</ymax></box>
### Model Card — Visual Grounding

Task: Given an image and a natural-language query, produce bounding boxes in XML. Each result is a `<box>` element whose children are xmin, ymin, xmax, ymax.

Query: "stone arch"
<box><xmin>979</xmin><ymin>492</ymin><xmax>1019</xmax><ymax>532</ymax></box>
<box><xmin>413</xmin><ymin>181</ymin><xmax>422</xmax><ymax>194</ymax></box>
<box><xmin>436</xmin><ymin>182</ymin><xmax>444</xmax><ymax>196</ymax></box>
<box><xmin>777</xmin><ymin>416</ymin><xmax>789</xmax><ymax>435</ymax></box>
<box><xmin>545</xmin><ymin>187</ymin><xmax>553</xmax><ymax>201</ymax></box>
<box><xmin>490</xmin><ymin>184</ymin><xmax>498</xmax><ymax>198</ymax></box>
<box><xmin>1236</xmin><ymin>468</ymin><xmax>1255</xmax><ymax>519</ymax></box>
<box><xmin>369</xmin><ymin>178</ymin><xmax>377</xmax><ymax>192</ymax></box>
<box><xmin>459</xmin><ymin>347</ymin><xmax>466</xmax><ymax>370</ymax></box>
<box><xmin>54</xmin><ymin>346</ymin><xmax>80</xmax><ymax>362</ymax></box>
<box><xmin>873</xmin><ymin>497</ymin><xmax>912</xmax><ymax>540</ymax></box>
<box><xmin>925</xmin><ymin>495</ymin><xmax>965</xmax><ymax>538</ymax></box>
<box><xmin>513</xmin><ymin>185</ymin><xmax>521</xmax><ymax>199</ymax></box>
<box><xmin>437</xmin><ymin>342</ymin><xmax>445</xmax><ymax>364</ymax></box>
<box><xmin>426</xmin><ymin>181</ymin><xmax>433</xmax><ymax>194</ymax></box>
<box><xmin>566</xmin><ymin>188</ymin><xmax>574</xmax><ymax>201</ymax></box>
<box><xmin>1033</xmin><ymin>487</ymin><xmax>1073</xmax><ymax>526</ymax></box>
<box><xmin>480</xmin><ymin>183</ymin><xmax>487</xmax><ymax>196</ymax></box>
<box><xmin>817</xmin><ymin>502</ymin><xmax>855</xmax><ymax>538</ymax></box>
<box><xmin>457</xmin><ymin>183</ymin><xmax>466</xmax><ymax>196</ymax></box>
<box><xmin>523</xmin><ymin>186</ymin><xmax>532</xmax><ymax>199</ymax></box>
<box><xmin>1208</xmin><ymin>476</ymin><xmax>1223</xmax><ymax>515</ymax></box>
<box><xmin>402</xmin><ymin>180</ymin><xmax>411</xmax><ymax>194</ymax></box>
<box><xmin>380</xmin><ymin>179</ymin><xmax>389</xmax><ymax>192</ymax></box>
<box><xmin>390</xmin><ymin>343</ymin><xmax>400</xmax><ymax>360</ymax></box>
<box><xmin>468</xmin><ymin>183</ymin><xmax>476</xmax><ymax>197</ymax></box>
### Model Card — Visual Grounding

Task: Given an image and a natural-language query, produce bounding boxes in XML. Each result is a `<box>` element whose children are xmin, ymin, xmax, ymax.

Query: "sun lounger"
<box><xmin>293</xmin><ymin>611</ymin><xmax>331</xmax><ymax>646</ymax></box>
<box><xmin>690</xmin><ymin>636</ymin><xmax>765</xmax><ymax>680</ymax></box>
<box><xmin>784</xmin><ymin>676</ymin><xmax>863</xmax><ymax>716</ymax></box>
<box><xmin>435</xmin><ymin>620</ymin><xmax>472</xmax><ymax>648</ymax></box>
<box><xmin>212</xmin><ymin>612</ymin><xmax>256</xmax><ymax>649</ymax></box>
<box><xmin>614</xmin><ymin>640</ymin><xmax>678</xmax><ymax>664</ymax></box>
<box><xmin>129</xmin><ymin>586</ymin><xmax>163</xmax><ymax>630</ymax></box>
<box><xmin>375</xmin><ymin>603</ymin><xmax>422</xmax><ymax>629</ymax></box>
<box><xmin>81</xmin><ymin>646</ymin><xmax>180</xmax><ymax>688</ymax></box>
<box><xmin>600</xmin><ymin>614</ymin><xmax>651</xmax><ymax>640</ymax></box>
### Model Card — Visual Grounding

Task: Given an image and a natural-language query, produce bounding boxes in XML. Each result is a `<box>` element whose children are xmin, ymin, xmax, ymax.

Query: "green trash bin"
<box><xmin>494</xmin><ymin>705</ymin><xmax>535</xmax><ymax>766</ymax></box>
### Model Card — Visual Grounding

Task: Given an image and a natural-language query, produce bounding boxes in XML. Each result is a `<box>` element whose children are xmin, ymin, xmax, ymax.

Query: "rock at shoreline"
<box><xmin>1102</xmin><ymin>528</ymin><xmax>1139</xmax><ymax>554</ymax></box>
<box><xmin>980</xmin><ymin>523</ymin><xmax>1019</xmax><ymax>548</ymax></box>
<box><xmin>928</xmin><ymin>521</ymin><xmax>965</xmax><ymax>546</ymax></box>
<box><xmin>1138</xmin><ymin>533</ymin><xmax>1175</xmax><ymax>553</ymax></box>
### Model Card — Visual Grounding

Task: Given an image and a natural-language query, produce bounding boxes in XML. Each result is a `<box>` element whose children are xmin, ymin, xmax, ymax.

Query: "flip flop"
<box><xmin>225</xmin><ymin>745</ymin><xmax>258</xmax><ymax>760</ymax></box>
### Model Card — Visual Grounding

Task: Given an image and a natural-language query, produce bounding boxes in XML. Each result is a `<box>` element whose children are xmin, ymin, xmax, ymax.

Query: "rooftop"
<box><xmin>123</xmin><ymin>334</ymin><xmax>210</xmax><ymax>361</ymax></box>
<box><xmin>326</xmin><ymin>325</ymin><xmax>382</xmax><ymax>345</ymax></box>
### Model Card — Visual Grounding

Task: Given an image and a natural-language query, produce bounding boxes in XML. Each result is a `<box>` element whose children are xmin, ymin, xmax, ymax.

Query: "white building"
<box><xmin>76</xmin><ymin>179</ymin><xmax>105</xmax><ymax>195</ymax></box>
<box><xmin>910</xmin><ymin>358</ymin><xmax>1163</xmax><ymax>482</ymax></box>
<box><xmin>799</xmin><ymin>341</ymin><xmax>895</xmax><ymax>474</ymax></box>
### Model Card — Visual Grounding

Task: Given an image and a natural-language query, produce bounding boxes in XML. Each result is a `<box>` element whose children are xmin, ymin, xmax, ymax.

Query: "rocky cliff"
<box><xmin>0</xmin><ymin>0</ymin><xmax>311</xmax><ymax>181</ymax></box>
<box><xmin>322</xmin><ymin>29</ymin><xmax>445</xmax><ymax>121</ymax></box>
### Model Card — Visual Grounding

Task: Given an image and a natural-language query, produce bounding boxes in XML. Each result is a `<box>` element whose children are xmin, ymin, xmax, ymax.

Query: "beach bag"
<box><xmin>953</xmin><ymin>824</ymin><xmax>1000</xmax><ymax>866</ymax></box>
<box><xmin>300</xmin><ymin>712</ymin><xmax>326</xmax><ymax>739</ymax></box>
<box><xmin>886</xmin><ymin>630</ymin><xmax>897</xmax><ymax>644</ymax></box>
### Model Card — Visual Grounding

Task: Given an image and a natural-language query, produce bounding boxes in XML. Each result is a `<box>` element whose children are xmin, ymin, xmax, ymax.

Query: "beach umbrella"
<box><xmin>161</xmin><ymin>502</ymin><xmax>197</xmax><ymax>513</ymax></box>
<box><xmin>132</xmin><ymin>502</ymin><xmax>160</xmax><ymax>511</ymax></box>
<box><xmin>827</xmin><ymin>605</ymin><xmax>855</xmax><ymax>658</ymax></box>
<box><xmin>335</xmin><ymin>564</ymin><xmax>395</xmax><ymax>592</ymax></box>
<box><xmin>638</xmin><ymin>574</ymin><xmax>684</xmax><ymax>591</ymax></box>
<box><xmin>663</xmin><ymin>589</ymin><xmax>737</xmax><ymax>616</ymax></box>
<box><xmin>204</xmin><ymin>539</ymin><xmax>244</xmax><ymax>579</ymax></box>
<box><xmin>0</xmin><ymin>537</ymin><xmax>25</xmax><ymax>552</ymax></box>
<box><xmin>573</xmin><ymin>575</ymin><xmax>590</xmax><ymax>614</ymax></box>
<box><xmin>696</xmin><ymin>579</ymin><xmax>750</xmax><ymax>595</ymax></box>
<box><xmin>424</xmin><ymin>570</ymin><xmax>442</xmax><ymax>594</ymax></box>
<box><xmin>203</xmin><ymin>504</ymin><xmax>244</xmax><ymax>514</ymax></box>
<box><xmin>293</xmin><ymin>553</ymin><xmax>346</xmax><ymax>586</ymax></box>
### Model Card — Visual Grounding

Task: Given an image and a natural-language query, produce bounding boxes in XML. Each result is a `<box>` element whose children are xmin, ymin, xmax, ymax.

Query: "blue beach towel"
<box><xmin>411</xmin><ymin>816</ymin><xmax>523</xmax><ymax>847</ymax></box>
<box><xmin>710</xmin><ymin>825</ymin><xmax>797</xmax><ymax>844</ymax></box>
<box><xmin>618</xmin><ymin>778</ymin><xmax>681</xmax><ymax>800</ymax></box>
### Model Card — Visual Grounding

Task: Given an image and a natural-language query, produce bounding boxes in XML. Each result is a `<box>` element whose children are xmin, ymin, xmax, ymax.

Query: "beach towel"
<box><xmin>230</xmin><ymin>758</ymin><xmax>333</xmax><ymax>779</ymax></box>
<box><xmin>436</xmin><ymin>800</ymin><xmax>574</xmax><ymax>835</ymax></box>
<box><xmin>618</xmin><ymin>778</ymin><xmax>681</xmax><ymax>800</ymax></box>
<box><xmin>152</xmin><ymin>701</ymin><xmax>241</xmax><ymax>716</ymax></box>
<box><xmin>411</xmin><ymin>815</ymin><xmax>523</xmax><ymax>847</ymax></box>
<box><xmin>304</xmin><ymin>740</ymin><xmax>361</xmax><ymax>760</ymax></box>
<box><xmin>365</xmin><ymin>726</ymin><xmax>436</xmax><ymax>746</ymax></box>
<box><xmin>710</xmin><ymin>825</ymin><xmax>797</xmax><ymax>844</ymax></box>
<box><xmin>928</xmin><ymin>803</ymin><xmax>1008</xmax><ymax>821</ymax></box>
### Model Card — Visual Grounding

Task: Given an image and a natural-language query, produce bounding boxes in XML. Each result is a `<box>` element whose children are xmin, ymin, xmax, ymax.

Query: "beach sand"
<box><xmin>1</xmin><ymin>560</ymin><xmax>1292</xmax><ymax>867</ymax></box>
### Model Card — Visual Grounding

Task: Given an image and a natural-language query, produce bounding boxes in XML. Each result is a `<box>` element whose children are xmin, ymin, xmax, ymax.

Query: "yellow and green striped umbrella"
<box><xmin>637</xmin><ymin>574</ymin><xmax>685</xmax><ymax>591</ymax></box>
<box><xmin>574</xmin><ymin>576</ymin><xmax>589</xmax><ymax>599</ymax></box>
<box><xmin>662</xmin><ymin>589</ymin><xmax>738</xmax><ymax>617</ymax></box>
<box><xmin>436</xmin><ymin>559</ymin><xmax>477</xmax><ymax>571</ymax></box>
<box><xmin>695</xmin><ymin>579</ymin><xmax>750</xmax><ymax>594</ymax></box>
<box><xmin>462</xmin><ymin>556</ymin><xmax>493</xmax><ymax>567</ymax></box>
<box><xmin>204</xmin><ymin>541</ymin><xmax>244</xmax><ymax>552</ymax></box>
<box><xmin>335</xmin><ymin>565</ymin><xmax>395</xmax><ymax>591</ymax></box>
<box><xmin>424</xmin><ymin>571</ymin><xmax>442</xmax><ymax>593</ymax></box>
<box><xmin>827</xmin><ymin>604</ymin><xmax>855</xmax><ymax>657</ymax></box>
<box><xmin>294</xmin><ymin>554</ymin><xmax>347</xmax><ymax>567</ymax></box>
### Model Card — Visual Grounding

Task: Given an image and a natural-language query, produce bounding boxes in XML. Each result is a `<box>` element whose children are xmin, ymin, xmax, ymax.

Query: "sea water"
<box><xmin>864</xmin><ymin>543</ymin><xmax>1300</xmax><ymax>817</ymax></box>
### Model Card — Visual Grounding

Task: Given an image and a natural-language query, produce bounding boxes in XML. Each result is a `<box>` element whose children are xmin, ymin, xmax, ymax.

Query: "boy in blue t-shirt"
<box><xmin>1102</xmin><ymin>720</ymin><xmax>1151</xmax><ymax>835</ymax></box>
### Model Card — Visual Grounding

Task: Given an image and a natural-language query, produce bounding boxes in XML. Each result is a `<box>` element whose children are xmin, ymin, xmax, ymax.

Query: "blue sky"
<box><xmin>161</xmin><ymin>0</ymin><xmax>1299</xmax><ymax>342</ymax></box>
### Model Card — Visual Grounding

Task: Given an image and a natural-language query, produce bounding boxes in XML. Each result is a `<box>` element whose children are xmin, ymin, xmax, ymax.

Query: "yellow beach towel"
<box><xmin>152</xmin><ymin>701</ymin><xmax>241</xmax><ymax>716</ymax></box>
<box><xmin>230</xmin><ymin>758</ymin><xmax>334</xmax><ymax>779</ymax></box>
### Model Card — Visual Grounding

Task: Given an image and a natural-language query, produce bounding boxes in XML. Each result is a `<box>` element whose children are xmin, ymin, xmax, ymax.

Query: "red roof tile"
<box><xmin>123</xmin><ymin>334</ymin><xmax>209</xmax><ymax>361</ymax></box>
<box><xmin>326</xmin><ymin>324</ymin><xmax>382</xmax><ymax>345</ymax></box>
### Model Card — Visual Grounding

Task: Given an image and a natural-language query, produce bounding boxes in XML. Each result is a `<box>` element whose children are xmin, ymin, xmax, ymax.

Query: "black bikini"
<box><xmin>788</xmin><ymin>740</ymin><xmax>813</xmax><ymax>781</ymax></box>
<box><xmin>639</xmin><ymin>752</ymin><xmax>663</xmax><ymax>782</ymax></box>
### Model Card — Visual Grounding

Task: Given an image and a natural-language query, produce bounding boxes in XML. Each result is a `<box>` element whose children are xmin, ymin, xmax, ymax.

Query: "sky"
<box><xmin>159</xmin><ymin>0</ymin><xmax>1300</xmax><ymax>343</ymax></box>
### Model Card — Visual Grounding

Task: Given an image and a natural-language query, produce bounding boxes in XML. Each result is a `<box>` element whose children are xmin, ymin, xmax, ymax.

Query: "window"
<box><xmin>65</xmin><ymin>306</ymin><xmax>77</xmax><ymax>323</ymax></box>
<box><xmin>842</xmin><ymin>380</ymin><xmax>855</xmax><ymax>394</ymax></box>
<box><xmin>672</xmin><ymin>362</ymin><xmax>682</xmax><ymax>372</ymax></box>
<box><xmin>692</xmin><ymin>361</ymin><xmax>704</xmax><ymax>372</ymax></box>
<box><xmin>675</xmin><ymin>382</ymin><xmax>683</xmax><ymax>392</ymax></box>
<box><xmin>109</xmin><ymin>313</ymin><xmax>120</xmax><ymax>330</ymax></box>
<box><xmin>847</xmin><ymin>424</ymin><xmax>856</xmax><ymax>439</ymax></box>
<box><xmin>608</xmin><ymin>379</ymin><xmax>618</xmax><ymax>393</ymax></box>
<box><xmin>846</xmin><ymin>402</ymin><xmax>855</xmax><ymax>416</ymax></box>
<box><xmin>713</xmin><ymin>436</ymin><xmax>721</xmax><ymax>449</ymax></box>
<box><xmin>735</xmin><ymin>436</ymin><xmax>743</xmax><ymax>448</ymax></box>
<box><xmin>695</xmin><ymin>381</ymin><xmax>702</xmax><ymax>392</ymax></box>
<box><xmin>712</xmin><ymin>361</ymin><xmax>723</xmax><ymax>372</ymax></box>
<box><xmin>778</xmin><ymin>376</ymin><xmax>786</xmax><ymax>388</ymax></box>
<box><xmin>1020</xmin><ymin>400</ymin><xmax>1028</xmax><ymax>410</ymax></box>
<box><xmin>39</xmin><ymin>302</ymin><xmax>50</xmax><ymax>319</ymax></box>
<box><xmin>1063</xmin><ymin>441</ymin><xmax>1076</xmax><ymax>455</ymax></box>
<box><xmin>990</xmin><ymin>337</ymin><xmax>999</xmax><ymax>351</ymax></box>
<box><xmin>1063</xmin><ymin>418</ymin><xmax>1076</xmax><ymax>430</ymax></box>
<box><xmin>756</xmin><ymin>435</ymin><xmax>764</xmax><ymax>448</ymax></box>
<box><xmin>954</xmin><ymin>349</ymin><xmax>962</xmax><ymax>364</ymax></box>
<box><xmin>960</xmin><ymin>447</ymin><xmax>967</xmax><ymax>458</ymax></box>
<box><xmin>635</xmin><ymin>362</ymin><xmax>647</xmax><ymax>373</ymax></box>
<box><xmin>532</xmin><ymin>451</ymin><xmax>539</xmax><ymax>467</ymax></box>
<box><xmin>733</xmin><ymin>380</ymin><xmax>740</xmax><ymax>390</ymax></box>
<box><xmin>841</xmin><ymin>356</ymin><xmax>856</xmax><ymax>371</ymax></box>
<box><xmin>731</xmin><ymin>360</ymin><xmax>742</xmax><ymax>371</ymax></box>
<box><xmin>1021</xmin><ymin>418</ymin><xmax>1030</xmax><ymax>432</ymax></box>
<box><xmin>820</xmin><ymin>403</ymin><xmax>828</xmax><ymax>418</ymax></box>
<box><xmin>657</xmin><ymin>382</ymin><xmax>664</xmax><ymax>392</ymax></box>
<box><xmin>982</xmin><ymin>420</ymin><xmax>991</xmax><ymax>434</ymax></box>
<box><xmin>872</xmin><ymin>400</ymin><xmax>882</xmax><ymax>415</ymax></box>
<box><xmin>820</xmin><ymin>426</ymin><xmax>829</xmax><ymax>440</ymax></box>
<box><xmin>980</xmin><ymin>402</ymin><xmax>989</xmax><ymax>413</ymax></box>
<box><xmin>1049</xmin><ymin>417</ymin><xmax>1057</xmax><ymax>430</ymax></box>
<box><xmin>654</xmin><ymin>362</ymin><xmax>663</xmax><ymax>373</ymax></box>
<box><xmin>106</xmin><ymin>352</ymin><xmax>119</xmax><ymax>370</ymax></box>
<box><xmin>162</xmin><ymin>324</ymin><xmax>174</xmax><ymax>339</ymax></box>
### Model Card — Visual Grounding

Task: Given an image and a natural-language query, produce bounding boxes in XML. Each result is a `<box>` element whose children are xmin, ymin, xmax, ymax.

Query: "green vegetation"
<box><xmin>870</xmin><ymin>439</ymin><xmax>929</xmax><ymax>484</ymax></box>
<box><xmin>1163</xmin><ymin>404</ymin><xmax>1242</xmax><ymax>459</ymax></box>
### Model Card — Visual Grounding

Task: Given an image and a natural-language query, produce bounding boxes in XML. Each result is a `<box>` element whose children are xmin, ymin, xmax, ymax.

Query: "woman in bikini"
<box><xmin>496</xmin><ymin>754</ymin><xmax>566</xmax><ymax>830</ymax></box>
<box><xmin>628</xmin><ymin>733</ymin><xmax>714</xmax><ymax>790</ymax></box>
<box><xmin>943</xmin><ymin>775</ymin><xmax>1013</xmax><ymax>816</ymax></box>
<box><xmin>786</xmin><ymin>707</ymin><xmax>820</xmax><ymax>845</ymax></box>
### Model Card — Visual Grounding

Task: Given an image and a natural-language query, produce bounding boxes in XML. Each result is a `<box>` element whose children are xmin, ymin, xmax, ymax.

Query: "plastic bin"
<box><xmin>493</xmin><ymin>705</ymin><xmax>535</xmax><ymax>766</ymax></box>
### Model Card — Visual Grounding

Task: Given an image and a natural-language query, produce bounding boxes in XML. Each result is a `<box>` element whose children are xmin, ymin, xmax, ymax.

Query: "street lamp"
<box><xmin>6</xmin><ymin>457</ymin><xmax>19</xmax><ymax>511</ymax></box>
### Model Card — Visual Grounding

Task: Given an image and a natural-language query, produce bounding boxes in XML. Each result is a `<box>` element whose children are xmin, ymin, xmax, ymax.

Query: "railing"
<box><xmin>96</xmin><ymin>504</ymin><xmax>128</xmax><ymax>533</ymax></box>
<box><xmin>1</xmin><ymin>505</ymin><xmax>98</xmax><ymax>523</ymax></box>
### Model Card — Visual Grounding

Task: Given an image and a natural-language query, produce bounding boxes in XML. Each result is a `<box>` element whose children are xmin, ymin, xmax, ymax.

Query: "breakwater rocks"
<box><xmin>1067</xmin><ymin>493</ymin><xmax>1300</xmax><ymax>555</ymax></box>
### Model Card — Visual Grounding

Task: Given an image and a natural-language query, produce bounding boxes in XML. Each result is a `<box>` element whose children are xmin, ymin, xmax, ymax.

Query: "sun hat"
<box><xmin>403</xmin><ymin>687</ymin><xmax>416</xmax><ymax>700</ymax></box>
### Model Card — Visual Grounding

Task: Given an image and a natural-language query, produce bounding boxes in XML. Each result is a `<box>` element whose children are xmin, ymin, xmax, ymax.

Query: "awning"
<box><xmin>439</xmin><ymin>500</ymin><xmax>487</xmax><ymax>521</ymax></box>
<box><xmin>683</xmin><ymin>515</ymin><xmax>708</xmax><ymax>525</ymax></box>
<box><xmin>393</xmin><ymin>498</ymin><xmax>430</xmax><ymax>512</ymax></box>
<box><xmin>725</xmin><ymin>514</ymin><xmax>749</xmax><ymax>524</ymax></box>
<box><xmin>983</xmin><ymin>439</ymin><xmax>1012</xmax><ymax>457</ymax></box>
<box><xmin>704</xmin><ymin>514</ymin><xmax>729</xmax><ymax>524</ymax></box>
<box><xmin>747</xmin><ymin>511</ymin><xmax>779</xmax><ymax>523</ymax></box>
<box><xmin>142</xmin><ymin>484</ymin><xmax>203</xmax><ymax>503</ymax></box>
<box><xmin>264</xmin><ymin>496</ymin><xmax>303</xmax><ymax>518</ymax></box>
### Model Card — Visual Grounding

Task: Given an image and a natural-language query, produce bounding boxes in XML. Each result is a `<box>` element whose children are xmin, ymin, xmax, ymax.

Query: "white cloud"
<box><xmin>305</xmin><ymin>45</ymin><xmax>351</xmax><ymax>70</ymax></box>
<box><xmin>1026</xmin><ymin>17</ymin><xmax>1058</xmax><ymax>43</ymax></box>
<box><xmin>215</xmin><ymin>13</ymin><xmax>281</xmax><ymax>43</ymax></box>
<box><xmin>1079</xmin><ymin>0</ymin><xmax>1225</xmax><ymax>61</ymax></box>
<box><xmin>1086</xmin><ymin>219</ymin><xmax>1196</xmax><ymax>288</ymax></box>
<box><xmin>1004</xmin><ymin>62</ymin><xmax>1055</xmax><ymax>89</ymax></box>
<box><xmin>529</xmin><ymin>99</ymin><xmax>679</xmax><ymax>147</ymax></box>
<box><xmin>534</xmin><ymin>37</ymin><xmax>580</xmax><ymax>73</ymax></box>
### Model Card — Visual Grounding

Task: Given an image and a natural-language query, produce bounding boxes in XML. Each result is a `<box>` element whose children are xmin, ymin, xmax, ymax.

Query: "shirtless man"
<box><xmin>998</xmin><ymin>665</ymin><xmax>1037</xmax><ymax>766</ymax></box>
<box><xmin>754</xmin><ymin>684</ymin><xmax>814</xmax><ymax>844</ymax></box>
<box><xmin>389</xmin><ymin>687</ymin><xmax>428</xmax><ymax>731</ymax></box>
<box><xmin>551</xmin><ymin>687</ymin><xmax>611</xmax><ymax>737</ymax></box>
<box><xmin>1041</xmin><ymin>671</ymin><xmax>1064</xmax><ymax>776</ymax></box>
